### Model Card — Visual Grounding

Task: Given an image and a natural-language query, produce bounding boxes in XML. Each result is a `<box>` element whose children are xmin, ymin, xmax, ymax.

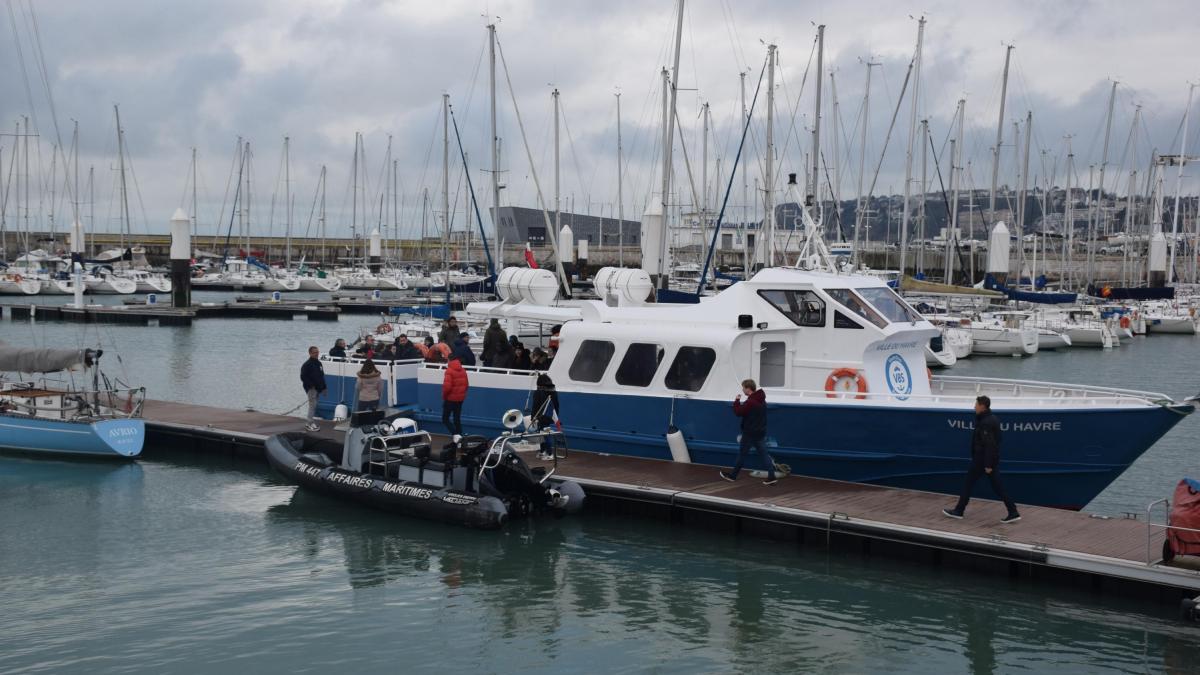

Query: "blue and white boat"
<box><xmin>317</xmin><ymin>267</ymin><xmax>1197</xmax><ymax>510</ymax></box>
<box><xmin>0</xmin><ymin>343</ymin><xmax>145</xmax><ymax>459</ymax></box>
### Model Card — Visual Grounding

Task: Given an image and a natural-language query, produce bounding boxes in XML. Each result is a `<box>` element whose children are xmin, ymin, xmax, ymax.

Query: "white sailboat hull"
<box><xmin>298</xmin><ymin>276</ymin><xmax>341</xmax><ymax>292</ymax></box>
<box><xmin>0</xmin><ymin>278</ymin><xmax>41</xmax><ymax>295</ymax></box>
<box><xmin>84</xmin><ymin>276</ymin><xmax>138</xmax><ymax>295</ymax></box>
<box><xmin>969</xmin><ymin>326</ymin><xmax>1038</xmax><ymax>356</ymax></box>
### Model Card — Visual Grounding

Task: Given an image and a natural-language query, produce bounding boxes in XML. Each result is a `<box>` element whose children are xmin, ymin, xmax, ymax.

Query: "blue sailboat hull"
<box><xmin>0</xmin><ymin>414</ymin><xmax>144</xmax><ymax>459</ymax></box>
<box><xmin>321</xmin><ymin>372</ymin><xmax>1189</xmax><ymax>509</ymax></box>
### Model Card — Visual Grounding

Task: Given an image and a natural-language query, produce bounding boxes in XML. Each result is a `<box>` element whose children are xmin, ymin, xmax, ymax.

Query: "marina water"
<box><xmin>2</xmin><ymin>299</ymin><xmax>1199</xmax><ymax>672</ymax></box>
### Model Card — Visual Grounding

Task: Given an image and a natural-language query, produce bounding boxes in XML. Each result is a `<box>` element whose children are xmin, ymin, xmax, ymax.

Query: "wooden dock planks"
<box><xmin>136</xmin><ymin>399</ymin><xmax>1199</xmax><ymax>595</ymax></box>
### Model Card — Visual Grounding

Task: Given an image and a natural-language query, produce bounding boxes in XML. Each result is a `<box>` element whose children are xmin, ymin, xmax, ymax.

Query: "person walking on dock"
<box><xmin>720</xmin><ymin>379</ymin><xmax>777</xmax><ymax>486</ymax></box>
<box><xmin>442</xmin><ymin>355</ymin><xmax>469</xmax><ymax>437</ymax></box>
<box><xmin>355</xmin><ymin>359</ymin><xmax>382</xmax><ymax>412</ymax></box>
<box><xmin>943</xmin><ymin>395</ymin><xmax>1021</xmax><ymax>523</ymax></box>
<box><xmin>300</xmin><ymin>346</ymin><xmax>326</xmax><ymax>432</ymax></box>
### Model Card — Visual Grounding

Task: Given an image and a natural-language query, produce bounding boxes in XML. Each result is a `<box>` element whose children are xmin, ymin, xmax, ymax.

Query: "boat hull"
<box><xmin>0</xmin><ymin>414</ymin><xmax>144</xmax><ymax>458</ymax></box>
<box><xmin>0</xmin><ymin>278</ymin><xmax>41</xmax><ymax>295</ymax></box>
<box><xmin>367</xmin><ymin>374</ymin><xmax>1191</xmax><ymax>510</ymax></box>
<box><xmin>265</xmin><ymin>432</ymin><xmax>510</xmax><ymax>529</ymax></box>
<box><xmin>298</xmin><ymin>277</ymin><xmax>341</xmax><ymax>292</ymax></box>
<box><xmin>1146</xmin><ymin>317</ymin><xmax>1197</xmax><ymax>335</ymax></box>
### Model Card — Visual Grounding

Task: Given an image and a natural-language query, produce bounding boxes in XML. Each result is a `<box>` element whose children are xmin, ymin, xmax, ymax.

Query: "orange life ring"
<box><xmin>1119</xmin><ymin>316</ymin><xmax>1131</xmax><ymax>329</ymax></box>
<box><xmin>377</xmin><ymin>323</ymin><xmax>392</xmax><ymax>334</ymax></box>
<box><xmin>825</xmin><ymin>368</ymin><xmax>868</xmax><ymax>400</ymax></box>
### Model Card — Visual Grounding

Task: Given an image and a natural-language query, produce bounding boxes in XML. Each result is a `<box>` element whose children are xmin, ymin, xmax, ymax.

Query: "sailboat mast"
<box><xmin>811</xmin><ymin>24</ymin><xmax>824</xmax><ymax>205</ymax></box>
<box><xmin>1169</xmin><ymin>83</ymin><xmax>1194</xmax><ymax>284</ymax></box>
<box><xmin>191</xmin><ymin>147</ymin><xmax>198</xmax><ymax>236</ymax></box>
<box><xmin>1019</xmin><ymin>112</ymin><xmax>1033</xmax><ymax>285</ymax></box>
<box><xmin>115</xmin><ymin>105</ymin><xmax>130</xmax><ymax>251</ymax></box>
<box><xmin>656</xmin><ymin>0</ymin><xmax>685</xmax><ymax>288</ymax></box>
<box><xmin>854</xmin><ymin>60</ymin><xmax>877</xmax><ymax>267</ymax></box>
<box><xmin>765</xmin><ymin>44</ymin><xmax>777</xmax><ymax>266</ymax></box>
<box><xmin>72</xmin><ymin>120</ymin><xmax>79</xmax><ymax>226</ymax></box>
<box><xmin>702</xmin><ymin>101</ymin><xmax>709</xmax><ymax>232</ymax></box>
<box><xmin>284</xmin><ymin>135</ymin><xmax>291</xmax><ymax>267</ymax></box>
<box><xmin>899</xmin><ymin>17</ymin><xmax>924</xmax><ymax>278</ymax></box>
<box><xmin>616</xmin><ymin>91</ymin><xmax>624</xmax><ymax>267</ymax></box>
<box><xmin>1090</xmin><ymin>82</ymin><xmax>1117</xmax><ymax>285</ymax></box>
<box><xmin>990</xmin><ymin>45</ymin><xmax>1012</xmax><ymax>220</ymax></box>
<box><xmin>351</xmin><ymin>134</ymin><xmax>359</xmax><ymax>264</ymax></box>
<box><xmin>442</xmin><ymin>94</ymin><xmax>450</xmax><ymax>275</ymax></box>
<box><xmin>830</xmin><ymin>71</ymin><xmax>841</xmax><ymax>235</ymax></box>
<box><xmin>740</xmin><ymin>71</ymin><xmax>750</xmax><ymax>271</ymax></box>
<box><xmin>553</xmin><ymin>87</ymin><xmax>560</xmax><ymax>239</ymax></box>
<box><xmin>489</xmin><ymin>23</ymin><xmax>502</xmax><ymax>271</ymax></box>
<box><xmin>917</xmin><ymin>119</ymin><xmax>928</xmax><ymax>274</ymax></box>
<box><xmin>319</xmin><ymin>165</ymin><xmax>327</xmax><ymax>264</ymax></box>
<box><xmin>946</xmin><ymin>99</ymin><xmax>964</xmax><ymax>283</ymax></box>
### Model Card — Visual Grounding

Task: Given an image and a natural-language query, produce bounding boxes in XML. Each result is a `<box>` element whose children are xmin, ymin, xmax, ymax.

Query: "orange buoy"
<box><xmin>825</xmin><ymin>368</ymin><xmax>868</xmax><ymax>400</ymax></box>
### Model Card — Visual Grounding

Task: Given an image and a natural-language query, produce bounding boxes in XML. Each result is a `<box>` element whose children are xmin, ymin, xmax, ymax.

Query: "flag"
<box><xmin>524</xmin><ymin>243</ymin><xmax>538</xmax><ymax>268</ymax></box>
<box><xmin>552</xmin><ymin>406</ymin><xmax>562</xmax><ymax>431</ymax></box>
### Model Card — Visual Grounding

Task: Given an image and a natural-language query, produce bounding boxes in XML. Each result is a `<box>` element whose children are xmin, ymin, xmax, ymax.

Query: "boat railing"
<box><xmin>0</xmin><ymin>385</ymin><xmax>145</xmax><ymax>419</ymax></box>
<box><xmin>769</xmin><ymin>375</ymin><xmax>1168</xmax><ymax>408</ymax></box>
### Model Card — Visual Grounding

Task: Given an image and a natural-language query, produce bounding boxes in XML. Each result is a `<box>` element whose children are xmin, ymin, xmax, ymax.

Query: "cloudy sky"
<box><xmin>2</xmin><ymin>0</ymin><xmax>1198</xmax><ymax>242</ymax></box>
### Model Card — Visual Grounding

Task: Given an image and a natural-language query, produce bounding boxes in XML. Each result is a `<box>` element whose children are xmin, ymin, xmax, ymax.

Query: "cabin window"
<box><xmin>664</xmin><ymin>347</ymin><xmax>717</xmax><ymax>392</ymax></box>
<box><xmin>826</xmin><ymin>289</ymin><xmax>888</xmax><ymax>329</ymax></box>
<box><xmin>758</xmin><ymin>341</ymin><xmax>786</xmax><ymax>388</ymax></box>
<box><xmin>856</xmin><ymin>287</ymin><xmax>922</xmax><ymax>324</ymax></box>
<box><xmin>568</xmin><ymin>340</ymin><xmax>615</xmax><ymax>383</ymax></box>
<box><xmin>758</xmin><ymin>289</ymin><xmax>825</xmax><ymax>327</ymax></box>
<box><xmin>615</xmin><ymin>343</ymin><xmax>664</xmax><ymax>387</ymax></box>
<box><xmin>833</xmin><ymin>311</ymin><xmax>865</xmax><ymax>329</ymax></box>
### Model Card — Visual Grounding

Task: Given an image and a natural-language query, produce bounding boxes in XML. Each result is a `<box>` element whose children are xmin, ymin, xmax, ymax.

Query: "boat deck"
<box><xmin>138</xmin><ymin>398</ymin><xmax>1200</xmax><ymax>601</ymax></box>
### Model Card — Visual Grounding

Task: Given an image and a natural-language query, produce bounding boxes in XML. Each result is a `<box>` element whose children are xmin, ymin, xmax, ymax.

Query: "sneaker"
<box><xmin>1000</xmin><ymin>513</ymin><xmax>1022</xmax><ymax>524</ymax></box>
<box><xmin>942</xmin><ymin>508</ymin><xmax>964</xmax><ymax>519</ymax></box>
<box><xmin>762</xmin><ymin>478</ymin><xmax>778</xmax><ymax>486</ymax></box>
<box><xmin>719</xmin><ymin>471</ymin><xmax>736</xmax><ymax>482</ymax></box>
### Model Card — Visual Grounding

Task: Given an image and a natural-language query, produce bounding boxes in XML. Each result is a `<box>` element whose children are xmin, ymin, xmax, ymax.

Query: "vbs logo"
<box><xmin>885</xmin><ymin>353</ymin><xmax>912</xmax><ymax>400</ymax></box>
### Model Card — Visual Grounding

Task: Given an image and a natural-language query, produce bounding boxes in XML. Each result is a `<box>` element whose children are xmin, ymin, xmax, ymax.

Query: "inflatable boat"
<box><xmin>265</xmin><ymin>412</ymin><xmax>584</xmax><ymax>529</ymax></box>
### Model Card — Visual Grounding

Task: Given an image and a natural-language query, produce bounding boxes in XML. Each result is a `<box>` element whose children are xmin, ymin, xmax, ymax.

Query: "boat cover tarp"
<box><xmin>390</xmin><ymin>304</ymin><xmax>451</xmax><ymax>319</ymax></box>
<box><xmin>1004</xmin><ymin>288</ymin><xmax>1078</xmax><ymax>304</ymax></box>
<box><xmin>0</xmin><ymin>341</ymin><xmax>86</xmax><ymax>372</ymax></box>
<box><xmin>981</xmin><ymin>274</ymin><xmax>1077</xmax><ymax>304</ymax></box>
<box><xmin>1086</xmin><ymin>284</ymin><xmax>1175</xmax><ymax>301</ymax></box>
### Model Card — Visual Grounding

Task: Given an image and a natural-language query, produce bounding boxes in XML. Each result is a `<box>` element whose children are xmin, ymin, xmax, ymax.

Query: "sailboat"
<box><xmin>0</xmin><ymin>342</ymin><xmax>144</xmax><ymax>458</ymax></box>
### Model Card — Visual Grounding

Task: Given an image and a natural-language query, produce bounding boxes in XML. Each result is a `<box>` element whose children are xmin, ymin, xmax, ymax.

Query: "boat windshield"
<box><xmin>856</xmin><ymin>287</ymin><xmax>922</xmax><ymax>324</ymax></box>
<box><xmin>827</xmin><ymin>287</ymin><xmax>921</xmax><ymax>328</ymax></box>
<box><xmin>825</xmin><ymin>289</ymin><xmax>887</xmax><ymax>329</ymax></box>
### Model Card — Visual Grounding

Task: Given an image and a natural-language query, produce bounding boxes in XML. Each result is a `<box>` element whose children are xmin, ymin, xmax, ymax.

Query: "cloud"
<box><xmin>1</xmin><ymin>0</ymin><xmax>1196</xmax><ymax>242</ymax></box>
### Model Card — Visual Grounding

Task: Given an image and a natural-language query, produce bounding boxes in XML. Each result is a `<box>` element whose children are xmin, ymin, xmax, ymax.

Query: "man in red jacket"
<box><xmin>442</xmin><ymin>356</ymin><xmax>469</xmax><ymax>437</ymax></box>
<box><xmin>720</xmin><ymin>379</ymin><xmax>778</xmax><ymax>485</ymax></box>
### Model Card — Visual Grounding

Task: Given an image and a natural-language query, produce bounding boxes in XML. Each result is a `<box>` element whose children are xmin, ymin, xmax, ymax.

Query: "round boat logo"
<box><xmin>885</xmin><ymin>353</ymin><xmax>912</xmax><ymax>400</ymax></box>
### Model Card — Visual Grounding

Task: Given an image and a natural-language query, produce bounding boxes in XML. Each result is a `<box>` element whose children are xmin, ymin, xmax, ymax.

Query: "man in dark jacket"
<box><xmin>300</xmin><ymin>346</ymin><xmax>327</xmax><ymax>432</ymax></box>
<box><xmin>943</xmin><ymin>396</ymin><xmax>1021</xmax><ymax>523</ymax></box>
<box><xmin>393</xmin><ymin>334</ymin><xmax>422</xmax><ymax>360</ymax></box>
<box><xmin>482</xmin><ymin>318</ymin><xmax>507</xmax><ymax>366</ymax></box>
<box><xmin>355</xmin><ymin>335</ymin><xmax>376</xmax><ymax>359</ymax></box>
<box><xmin>329</xmin><ymin>339</ymin><xmax>347</xmax><ymax>358</ymax></box>
<box><xmin>452</xmin><ymin>333</ymin><xmax>477</xmax><ymax>366</ymax></box>
<box><xmin>530</xmin><ymin>373</ymin><xmax>561</xmax><ymax>460</ymax></box>
<box><xmin>438</xmin><ymin>318</ymin><xmax>460</xmax><ymax>347</ymax></box>
<box><xmin>720</xmin><ymin>379</ymin><xmax>777</xmax><ymax>485</ymax></box>
<box><xmin>490</xmin><ymin>339</ymin><xmax>515</xmax><ymax>369</ymax></box>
